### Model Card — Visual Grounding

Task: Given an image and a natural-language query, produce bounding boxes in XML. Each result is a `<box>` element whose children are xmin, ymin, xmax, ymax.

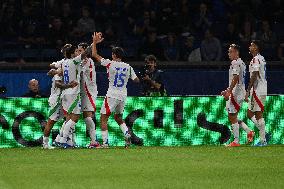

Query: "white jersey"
<box><xmin>51</xmin><ymin>58</ymin><xmax>65</xmax><ymax>68</ymax></box>
<box><xmin>249</xmin><ymin>54</ymin><xmax>267</xmax><ymax>95</ymax></box>
<box><xmin>229</xmin><ymin>58</ymin><xmax>246</xmax><ymax>97</ymax></box>
<box><xmin>49</xmin><ymin>74</ymin><xmax>62</xmax><ymax>99</ymax></box>
<box><xmin>81</xmin><ymin>58</ymin><xmax>98</xmax><ymax>95</ymax></box>
<box><xmin>62</xmin><ymin>55</ymin><xmax>83</xmax><ymax>95</ymax></box>
<box><xmin>100</xmin><ymin>58</ymin><xmax>137</xmax><ymax>101</ymax></box>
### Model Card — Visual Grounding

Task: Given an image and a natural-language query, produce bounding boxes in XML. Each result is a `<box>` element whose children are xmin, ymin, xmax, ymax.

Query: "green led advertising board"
<box><xmin>0</xmin><ymin>96</ymin><xmax>283</xmax><ymax>148</ymax></box>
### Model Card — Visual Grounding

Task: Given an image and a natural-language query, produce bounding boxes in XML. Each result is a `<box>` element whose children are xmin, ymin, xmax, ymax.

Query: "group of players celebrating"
<box><xmin>222</xmin><ymin>41</ymin><xmax>269</xmax><ymax>147</ymax></box>
<box><xmin>43</xmin><ymin>32</ymin><xmax>139</xmax><ymax>149</ymax></box>
<box><xmin>42</xmin><ymin>31</ymin><xmax>269</xmax><ymax>149</ymax></box>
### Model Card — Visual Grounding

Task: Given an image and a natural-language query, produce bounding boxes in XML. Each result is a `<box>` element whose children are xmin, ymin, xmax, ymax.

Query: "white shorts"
<box><xmin>248</xmin><ymin>91</ymin><xmax>266</xmax><ymax>112</ymax></box>
<box><xmin>48</xmin><ymin>95</ymin><xmax>64</xmax><ymax>121</ymax></box>
<box><xmin>226</xmin><ymin>94</ymin><xmax>244</xmax><ymax>114</ymax></box>
<box><xmin>62</xmin><ymin>94</ymin><xmax>81</xmax><ymax>115</ymax></box>
<box><xmin>100</xmin><ymin>97</ymin><xmax>125</xmax><ymax>115</ymax></box>
<box><xmin>81</xmin><ymin>93</ymin><xmax>97</xmax><ymax>112</ymax></box>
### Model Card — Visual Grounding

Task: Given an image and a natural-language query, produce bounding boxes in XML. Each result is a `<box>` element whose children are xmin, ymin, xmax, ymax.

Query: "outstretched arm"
<box><xmin>92</xmin><ymin>32</ymin><xmax>104</xmax><ymax>62</ymax></box>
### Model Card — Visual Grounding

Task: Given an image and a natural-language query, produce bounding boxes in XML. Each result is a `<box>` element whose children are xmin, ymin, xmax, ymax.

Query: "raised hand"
<box><xmin>92</xmin><ymin>32</ymin><xmax>104</xmax><ymax>44</ymax></box>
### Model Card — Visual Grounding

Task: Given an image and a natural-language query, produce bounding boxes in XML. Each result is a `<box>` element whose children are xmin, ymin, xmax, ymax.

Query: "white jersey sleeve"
<box><xmin>100</xmin><ymin>58</ymin><xmax>112</xmax><ymax>67</ymax></box>
<box><xmin>51</xmin><ymin>59</ymin><xmax>65</xmax><ymax>68</ymax></box>
<box><xmin>129</xmin><ymin>66</ymin><xmax>137</xmax><ymax>80</ymax></box>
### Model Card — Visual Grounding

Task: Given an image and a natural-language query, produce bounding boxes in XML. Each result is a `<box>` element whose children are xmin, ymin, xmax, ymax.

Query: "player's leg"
<box><xmin>100</xmin><ymin>113</ymin><xmax>110</xmax><ymax>147</ymax></box>
<box><xmin>225</xmin><ymin>96</ymin><xmax>240</xmax><ymax>146</ymax></box>
<box><xmin>84</xmin><ymin>111</ymin><xmax>100</xmax><ymax>148</ymax></box>
<box><xmin>43</xmin><ymin>119</ymin><xmax>56</xmax><ymax>149</ymax></box>
<box><xmin>250</xmin><ymin>94</ymin><xmax>268</xmax><ymax>146</ymax></box>
<box><xmin>60</xmin><ymin>94</ymin><xmax>81</xmax><ymax>148</ymax></box>
<box><xmin>100</xmin><ymin>97</ymin><xmax>117</xmax><ymax>147</ymax></box>
<box><xmin>238</xmin><ymin>120</ymin><xmax>255</xmax><ymax>143</ymax></box>
<box><xmin>81</xmin><ymin>93</ymin><xmax>99</xmax><ymax>148</ymax></box>
<box><xmin>255</xmin><ymin>111</ymin><xmax>267</xmax><ymax>145</ymax></box>
<box><xmin>114</xmin><ymin>100</ymin><xmax>131</xmax><ymax>147</ymax></box>
<box><xmin>43</xmin><ymin>102</ymin><xmax>62</xmax><ymax>148</ymax></box>
<box><xmin>114</xmin><ymin>114</ymin><xmax>131</xmax><ymax>148</ymax></box>
<box><xmin>227</xmin><ymin>113</ymin><xmax>240</xmax><ymax>147</ymax></box>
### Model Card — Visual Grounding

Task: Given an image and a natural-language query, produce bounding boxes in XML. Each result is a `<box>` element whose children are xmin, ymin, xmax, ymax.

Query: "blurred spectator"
<box><xmin>239</xmin><ymin>21</ymin><xmax>256</xmax><ymax>59</ymax></box>
<box><xmin>72</xmin><ymin>6</ymin><xmax>95</xmax><ymax>39</ymax></box>
<box><xmin>0</xmin><ymin>0</ymin><xmax>282</xmax><ymax>61</ymax></box>
<box><xmin>180</xmin><ymin>35</ymin><xmax>201</xmax><ymax>62</ymax></box>
<box><xmin>222</xmin><ymin>23</ymin><xmax>240</xmax><ymax>47</ymax></box>
<box><xmin>239</xmin><ymin>21</ymin><xmax>256</xmax><ymax>45</ymax></box>
<box><xmin>141</xmin><ymin>55</ymin><xmax>166</xmax><ymax>96</ymax></box>
<box><xmin>60</xmin><ymin>2</ymin><xmax>75</xmax><ymax>32</ymax></box>
<box><xmin>23</xmin><ymin>79</ymin><xmax>46</xmax><ymax>97</ymax></box>
<box><xmin>201</xmin><ymin>29</ymin><xmax>222</xmax><ymax>61</ymax></box>
<box><xmin>194</xmin><ymin>3</ymin><xmax>213</xmax><ymax>33</ymax></box>
<box><xmin>48</xmin><ymin>17</ymin><xmax>66</xmax><ymax>49</ymax></box>
<box><xmin>256</xmin><ymin>20</ymin><xmax>278</xmax><ymax>60</ymax></box>
<box><xmin>163</xmin><ymin>33</ymin><xmax>180</xmax><ymax>61</ymax></box>
<box><xmin>140</xmin><ymin>30</ymin><xmax>164</xmax><ymax>60</ymax></box>
<box><xmin>0</xmin><ymin>4</ymin><xmax>19</xmax><ymax>41</ymax></box>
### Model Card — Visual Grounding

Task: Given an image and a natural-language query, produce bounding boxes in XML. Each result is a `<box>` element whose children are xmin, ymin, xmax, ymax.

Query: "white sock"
<box><xmin>250</xmin><ymin>115</ymin><xmax>258</xmax><ymax>126</ymax></box>
<box><xmin>60</xmin><ymin>120</ymin><xmax>76</xmax><ymax>143</ymax></box>
<box><xmin>101</xmin><ymin>130</ymin><xmax>109</xmax><ymax>145</ymax></box>
<box><xmin>60</xmin><ymin>121</ymin><xmax>66</xmax><ymax>137</ymax></box>
<box><xmin>119</xmin><ymin>123</ymin><xmax>129</xmax><ymax>137</ymax></box>
<box><xmin>43</xmin><ymin>136</ymin><xmax>49</xmax><ymax>145</ymax></box>
<box><xmin>55</xmin><ymin>121</ymin><xmax>66</xmax><ymax>142</ymax></box>
<box><xmin>239</xmin><ymin>120</ymin><xmax>251</xmax><ymax>134</ymax></box>
<box><xmin>257</xmin><ymin>118</ymin><xmax>266</xmax><ymax>143</ymax></box>
<box><xmin>231</xmin><ymin>123</ymin><xmax>239</xmax><ymax>143</ymax></box>
<box><xmin>84</xmin><ymin>117</ymin><xmax>96</xmax><ymax>143</ymax></box>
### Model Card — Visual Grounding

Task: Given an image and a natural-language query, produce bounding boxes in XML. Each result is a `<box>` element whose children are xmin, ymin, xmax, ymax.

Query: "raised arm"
<box><xmin>92</xmin><ymin>32</ymin><xmax>104</xmax><ymax>62</ymax></box>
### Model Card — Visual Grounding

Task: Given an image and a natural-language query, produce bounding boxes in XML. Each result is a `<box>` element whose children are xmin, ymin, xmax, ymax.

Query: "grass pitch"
<box><xmin>0</xmin><ymin>146</ymin><xmax>283</xmax><ymax>189</ymax></box>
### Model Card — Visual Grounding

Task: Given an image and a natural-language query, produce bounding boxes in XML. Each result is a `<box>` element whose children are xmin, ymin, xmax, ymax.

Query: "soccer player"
<box><xmin>245</xmin><ymin>40</ymin><xmax>268</xmax><ymax>146</ymax></box>
<box><xmin>92</xmin><ymin>32</ymin><xmax>140</xmax><ymax>148</ymax></box>
<box><xmin>76</xmin><ymin>42</ymin><xmax>100</xmax><ymax>148</ymax></box>
<box><xmin>59</xmin><ymin>44</ymin><xmax>91</xmax><ymax>148</ymax></box>
<box><xmin>221</xmin><ymin>44</ymin><xmax>254</xmax><ymax>147</ymax></box>
<box><xmin>43</xmin><ymin>44</ymin><xmax>78</xmax><ymax>149</ymax></box>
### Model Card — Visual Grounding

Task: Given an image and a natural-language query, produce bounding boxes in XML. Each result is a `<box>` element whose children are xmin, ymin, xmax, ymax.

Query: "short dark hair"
<box><xmin>251</xmin><ymin>40</ymin><xmax>262</xmax><ymax>52</ymax></box>
<box><xmin>229</xmin><ymin>44</ymin><xmax>240</xmax><ymax>52</ymax></box>
<box><xmin>65</xmin><ymin>45</ymin><xmax>76</xmax><ymax>58</ymax></box>
<box><xmin>145</xmin><ymin>54</ymin><xmax>157</xmax><ymax>63</ymax></box>
<box><xmin>112</xmin><ymin>47</ymin><xmax>125</xmax><ymax>59</ymax></box>
<box><xmin>61</xmin><ymin>44</ymin><xmax>72</xmax><ymax>53</ymax></box>
<box><xmin>78</xmin><ymin>42</ymin><xmax>88</xmax><ymax>50</ymax></box>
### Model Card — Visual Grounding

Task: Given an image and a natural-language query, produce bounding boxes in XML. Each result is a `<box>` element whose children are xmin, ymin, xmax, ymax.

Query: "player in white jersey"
<box><xmin>221</xmin><ymin>44</ymin><xmax>254</xmax><ymax>147</ymax></box>
<box><xmin>75</xmin><ymin>42</ymin><xmax>100</xmax><ymax>148</ymax></box>
<box><xmin>42</xmin><ymin>45</ymin><xmax>78</xmax><ymax>149</ymax></box>
<box><xmin>59</xmin><ymin>44</ymin><xmax>92</xmax><ymax>148</ymax></box>
<box><xmin>245</xmin><ymin>41</ymin><xmax>269</xmax><ymax>146</ymax></box>
<box><xmin>92</xmin><ymin>32</ymin><xmax>139</xmax><ymax>148</ymax></box>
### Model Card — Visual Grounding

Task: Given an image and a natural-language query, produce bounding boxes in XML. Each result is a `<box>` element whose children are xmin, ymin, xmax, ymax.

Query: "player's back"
<box><xmin>105</xmin><ymin>60</ymin><xmax>136</xmax><ymax>101</ymax></box>
<box><xmin>81</xmin><ymin>58</ymin><xmax>97</xmax><ymax>94</ymax></box>
<box><xmin>62</xmin><ymin>56</ymin><xmax>82</xmax><ymax>95</ymax></box>
<box><xmin>249</xmin><ymin>54</ymin><xmax>267</xmax><ymax>95</ymax></box>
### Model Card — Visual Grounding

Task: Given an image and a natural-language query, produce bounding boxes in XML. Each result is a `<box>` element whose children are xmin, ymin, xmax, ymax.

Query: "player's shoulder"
<box><xmin>254</xmin><ymin>54</ymin><xmax>265</xmax><ymax>64</ymax></box>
